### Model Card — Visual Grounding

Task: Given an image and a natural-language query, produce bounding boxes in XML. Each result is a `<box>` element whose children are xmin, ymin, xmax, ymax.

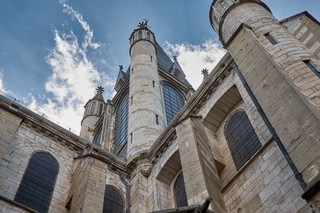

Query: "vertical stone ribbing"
<box><xmin>210</xmin><ymin>1</ymin><xmax>320</xmax><ymax>117</ymax></box>
<box><xmin>210</xmin><ymin>0</ymin><xmax>320</xmax><ymax>210</ymax></box>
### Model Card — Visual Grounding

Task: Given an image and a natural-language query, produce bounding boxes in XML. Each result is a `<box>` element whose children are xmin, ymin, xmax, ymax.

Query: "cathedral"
<box><xmin>1</xmin><ymin>0</ymin><xmax>320</xmax><ymax>212</ymax></box>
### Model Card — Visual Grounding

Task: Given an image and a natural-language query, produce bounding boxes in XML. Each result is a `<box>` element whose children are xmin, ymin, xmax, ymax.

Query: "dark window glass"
<box><xmin>174</xmin><ymin>173</ymin><xmax>188</xmax><ymax>208</ymax></box>
<box><xmin>225</xmin><ymin>110</ymin><xmax>262</xmax><ymax>170</ymax></box>
<box><xmin>114</xmin><ymin>92</ymin><xmax>129</xmax><ymax>156</ymax></box>
<box><xmin>14</xmin><ymin>152</ymin><xmax>59</xmax><ymax>213</ymax></box>
<box><xmin>162</xmin><ymin>83</ymin><xmax>184</xmax><ymax>124</ymax></box>
<box><xmin>138</xmin><ymin>31</ymin><xmax>143</xmax><ymax>39</ymax></box>
<box><xmin>93</xmin><ymin>126</ymin><xmax>102</xmax><ymax>146</ymax></box>
<box><xmin>304</xmin><ymin>60</ymin><xmax>320</xmax><ymax>78</ymax></box>
<box><xmin>265</xmin><ymin>33</ymin><xmax>277</xmax><ymax>45</ymax></box>
<box><xmin>91</xmin><ymin>101</ymin><xmax>96</xmax><ymax>114</ymax></box>
<box><xmin>99</xmin><ymin>103</ymin><xmax>104</xmax><ymax>115</ymax></box>
<box><xmin>86</xmin><ymin>103</ymin><xmax>90</xmax><ymax>115</ymax></box>
<box><xmin>103</xmin><ymin>185</ymin><xmax>125</xmax><ymax>213</ymax></box>
<box><xmin>147</xmin><ymin>32</ymin><xmax>151</xmax><ymax>40</ymax></box>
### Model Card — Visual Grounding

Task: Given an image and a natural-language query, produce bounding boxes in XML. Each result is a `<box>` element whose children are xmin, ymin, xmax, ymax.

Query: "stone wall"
<box><xmin>0</xmin><ymin>120</ymin><xmax>77</xmax><ymax>213</ymax></box>
<box><xmin>0</xmin><ymin>195</ymin><xmax>35</xmax><ymax>213</ymax></box>
<box><xmin>0</xmin><ymin>108</ymin><xmax>22</xmax><ymax>161</ymax></box>
<box><xmin>228</xmin><ymin>26</ymin><xmax>320</xmax><ymax>184</ymax></box>
<box><xmin>221</xmin><ymin>141</ymin><xmax>310</xmax><ymax>212</ymax></box>
<box><xmin>149</xmin><ymin>140</ymin><xmax>179</xmax><ymax>211</ymax></box>
<box><xmin>282</xmin><ymin>13</ymin><xmax>320</xmax><ymax>57</ymax></box>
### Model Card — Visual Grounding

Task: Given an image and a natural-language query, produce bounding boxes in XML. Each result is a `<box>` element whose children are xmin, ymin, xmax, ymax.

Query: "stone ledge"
<box><xmin>0</xmin><ymin>195</ymin><xmax>37</xmax><ymax>213</ymax></box>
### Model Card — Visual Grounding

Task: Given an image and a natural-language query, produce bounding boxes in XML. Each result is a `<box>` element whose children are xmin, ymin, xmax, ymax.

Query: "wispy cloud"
<box><xmin>0</xmin><ymin>70</ymin><xmax>6</xmax><ymax>93</ymax></box>
<box><xmin>27</xmin><ymin>1</ymin><xmax>115</xmax><ymax>133</ymax></box>
<box><xmin>164</xmin><ymin>40</ymin><xmax>226</xmax><ymax>89</ymax></box>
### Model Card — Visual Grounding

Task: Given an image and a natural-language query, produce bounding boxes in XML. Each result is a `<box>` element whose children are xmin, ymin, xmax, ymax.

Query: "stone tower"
<box><xmin>210</xmin><ymin>0</ymin><xmax>320</xmax><ymax>208</ymax></box>
<box><xmin>127</xmin><ymin>21</ymin><xmax>166</xmax><ymax>160</ymax></box>
<box><xmin>80</xmin><ymin>86</ymin><xmax>105</xmax><ymax>141</ymax></box>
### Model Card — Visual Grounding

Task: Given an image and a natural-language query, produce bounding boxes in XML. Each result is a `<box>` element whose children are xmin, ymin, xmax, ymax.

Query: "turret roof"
<box><xmin>92</xmin><ymin>86</ymin><xmax>105</xmax><ymax>102</ymax></box>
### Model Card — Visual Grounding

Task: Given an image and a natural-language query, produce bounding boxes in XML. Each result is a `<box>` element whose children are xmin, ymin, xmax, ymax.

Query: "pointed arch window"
<box><xmin>14</xmin><ymin>152</ymin><xmax>59</xmax><ymax>213</ymax></box>
<box><xmin>93</xmin><ymin>126</ymin><xmax>102</xmax><ymax>146</ymax></box>
<box><xmin>146</xmin><ymin>32</ymin><xmax>151</xmax><ymax>40</ymax></box>
<box><xmin>174</xmin><ymin>172</ymin><xmax>188</xmax><ymax>208</ymax></box>
<box><xmin>162</xmin><ymin>83</ymin><xmax>184</xmax><ymax>124</ymax></box>
<box><xmin>225</xmin><ymin>110</ymin><xmax>262</xmax><ymax>170</ymax></box>
<box><xmin>103</xmin><ymin>185</ymin><xmax>125</xmax><ymax>213</ymax></box>
<box><xmin>138</xmin><ymin>31</ymin><xmax>143</xmax><ymax>39</ymax></box>
<box><xmin>91</xmin><ymin>101</ymin><xmax>96</xmax><ymax>114</ymax></box>
<box><xmin>99</xmin><ymin>103</ymin><xmax>104</xmax><ymax>115</ymax></box>
<box><xmin>114</xmin><ymin>92</ymin><xmax>129</xmax><ymax>156</ymax></box>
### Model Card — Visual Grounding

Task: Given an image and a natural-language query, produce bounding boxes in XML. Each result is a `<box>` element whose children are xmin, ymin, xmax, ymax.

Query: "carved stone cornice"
<box><xmin>24</xmin><ymin>118</ymin><xmax>85</xmax><ymax>154</ymax></box>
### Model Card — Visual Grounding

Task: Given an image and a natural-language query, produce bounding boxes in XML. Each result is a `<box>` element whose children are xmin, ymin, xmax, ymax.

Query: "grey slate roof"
<box><xmin>114</xmin><ymin>41</ymin><xmax>192</xmax><ymax>91</ymax></box>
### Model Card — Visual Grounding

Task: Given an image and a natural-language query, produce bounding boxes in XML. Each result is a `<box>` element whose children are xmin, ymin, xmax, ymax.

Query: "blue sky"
<box><xmin>0</xmin><ymin>0</ymin><xmax>319</xmax><ymax>133</ymax></box>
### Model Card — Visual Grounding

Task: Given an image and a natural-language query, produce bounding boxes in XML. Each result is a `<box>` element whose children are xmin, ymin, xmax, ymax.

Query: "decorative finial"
<box><xmin>201</xmin><ymin>68</ymin><xmax>209</xmax><ymax>80</ymax></box>
<box><xmin>96</xmin><ymin>86</ymin><xmax>104</xmax><ymax>94</ymax></box>
<box><xmin>173</xmin><ymin>56</ymin><xmax>177</xmax><ymax>61</ymax></box>
<box><xmin>137</xmin><ymin>19</ymin><xmax>150</xmax><ymax>28</ymax></box>
<box><xmin>119</xmin><ymin>65</ymin><xmax>123</xmax><ymax>72</ymax></box>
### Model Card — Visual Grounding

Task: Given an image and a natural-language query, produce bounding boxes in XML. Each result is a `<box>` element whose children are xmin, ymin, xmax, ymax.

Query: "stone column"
<box><xmin>175</xmin><ymin>116</ymin><xmax>227</xmax><ymax>212</ymax></box>
<box><xmin>130</xmin><ymin>160</ymin><xmax>152</xmax><ymax>213</ymax></box>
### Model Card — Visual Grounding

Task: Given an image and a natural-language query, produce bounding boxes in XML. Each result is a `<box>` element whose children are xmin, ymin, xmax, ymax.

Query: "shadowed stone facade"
<box><xmin>1</xmin><ymin>1</ymin><xmax>320</xmax><ymax>212</ymax></box>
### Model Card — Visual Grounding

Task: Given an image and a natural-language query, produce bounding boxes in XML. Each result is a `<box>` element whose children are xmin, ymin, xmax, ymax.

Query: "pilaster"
<box><xmin>175</xmin><ymin>116</ymin><xmax>227</xmax><ymax>212</ymax></box>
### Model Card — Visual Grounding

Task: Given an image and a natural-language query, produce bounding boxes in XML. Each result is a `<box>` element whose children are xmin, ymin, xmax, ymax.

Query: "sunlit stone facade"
<box><xmin>1</xmin><ymin>1</ymin><xmax>320</xmax><ymax>212</ymax></box>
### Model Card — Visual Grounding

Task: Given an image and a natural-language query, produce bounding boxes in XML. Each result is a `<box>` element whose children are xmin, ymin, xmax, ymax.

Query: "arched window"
<box><xmin>138</xmin><ymin>31</ymin><xmax>143</xmax><ymax>39</ymax></box>
<box><xmin>162</xmin><ymin>83</ymin><xmax>184</xmax><ymax>124</ymax></box>
<box><xmin>103</xmin><ymin>185</ymin><xmax>125</xmax><ymax>213</ymax></box>
<box><xmin>225</xmin><ymin>110</ymin><xmax>262</xmax><ymax>170</ymax></box>
<box><xmin>91</xmin><ymin>101</ymin><xmax>96</xmax><ymax>114</ymax></box>
<box><xmin>99</xmin><ymin>103</ymin><xmax>104</xmax><ymax>115</ymax></box>
<box><xmin>174</xmin><ymin>172</ymin><xmax>188</xmax><ymax>208</ymax></box>
<box><xmin>146</xmin><ymin>32</ymin><xmax>151</xmax><ymax>40</ymax></box>
<box><xmin>93</xmin><ymin>126</ymin><xmax>102</xmax><ymax>146</ymax></box>
<box><xmin>86</xmin><ymin>103</ymin><xmax>90</xmax><ymax>115</ymax></box>
<box><xmin>114</xmin><ymin>92</ymin><xmax>129</xmax><ymax>156</ymax></box>
<box><xmin>14</xmin><ymin>152</ymin><xmax>59</xmax><ymax>213</ymax></box>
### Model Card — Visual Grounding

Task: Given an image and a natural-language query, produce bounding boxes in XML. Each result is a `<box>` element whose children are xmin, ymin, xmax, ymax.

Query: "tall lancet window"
<box><xmin>174</xmin><ymin>172</ymin><xmax>188</xmax><ymax>208</ymax></box>
<box><xmin>225</xmin><ymin>110</ymin><xmax>262</xmax><ymax>170</ymax></box>
<box><xmin>15</xmin><ymin>152</ymin><xmax>59</xmax><ymax>213</ymax></box>
<box><xmin>103</xmin><ymin>185</ymin><xmax>125</xmax><ymax>213</ymax></box>
<box><xmin>162</xmin><ymin>83</ymin><xmax>184</xmax><ymax>124</ymax></box>
<box><xmin>146</xmin><ymin>32</ymin><xmax>151</xmax><ymax>40</ymax></box>
<box><xmin>99</xmin><ymin>103</ymin><xmax>104</xmax><ymax>115</ymax></box>
<box><xmin>138</xmin><ymin>31</ymin><xmax>143</xmax><ymax>39</ymax></box>
<box><xmin>91</xmin><ymin>101</ymin><xmax>96</xmax><ymax>114</ymax></box>
<box><xmin>114</xmin><ymin>92</ymin><xmax>129</xmax><ymax>156</ymax></box>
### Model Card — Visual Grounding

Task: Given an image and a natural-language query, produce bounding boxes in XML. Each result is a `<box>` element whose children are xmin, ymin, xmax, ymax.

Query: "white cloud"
<box><xmin>0</xmin><ymin>70</ymin><xmax>6</xmax><ymax>93</ymax></box>
<box><xmin>164</xmin><ymin>40</ymin><xmax>226</xmax><ymax>89</ymax></box>
<box><xmin>26</xmin><ymin>2</ymin><xmax>115</xmax><ymax>134</ymax></box>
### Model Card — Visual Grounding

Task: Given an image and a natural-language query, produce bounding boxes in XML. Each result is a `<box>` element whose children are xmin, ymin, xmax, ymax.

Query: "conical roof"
<box><xmin>92</xmin><ymin>86</ymin><xmax>105</xmax><ymax>102</ymax></box>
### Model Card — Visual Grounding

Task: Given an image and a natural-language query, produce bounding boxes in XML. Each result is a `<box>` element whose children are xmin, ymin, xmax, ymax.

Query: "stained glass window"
<box><xmin>15</xmin><ymin>152</ymin><xmax>59</xmax><ymax>213</ymax></box>
<box><xmin>225</xmin><ymin>110</ymin><xmax>262</xmax><ymax>170</ymax></box>
<box><xmin>93</xmin><ymin>126</ymin><xmax>102</xmax><ymax>146</ymax></box>
<box><xmin>99</xmin><ymin>103</ymin><xmax>104</xmax><ymax>115</ymax></box>
<box><xmin>174</xmin><ymin>172</ymin><xmax>188</xmax><ymax>208</ymax></box>
<box><xmin>162</xmin><ymin>83</ymin><xmax>184</xmax><ymax>124</ymax></box>
<box><xmin>114</xmin><ymin>92</ymin><xmax>129</xmax><ymax>156</ymax></box>
<box><xmin>103</xmin><ymin>185</ymin><xmax>125</xmax><ymax>213</ymax></box>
